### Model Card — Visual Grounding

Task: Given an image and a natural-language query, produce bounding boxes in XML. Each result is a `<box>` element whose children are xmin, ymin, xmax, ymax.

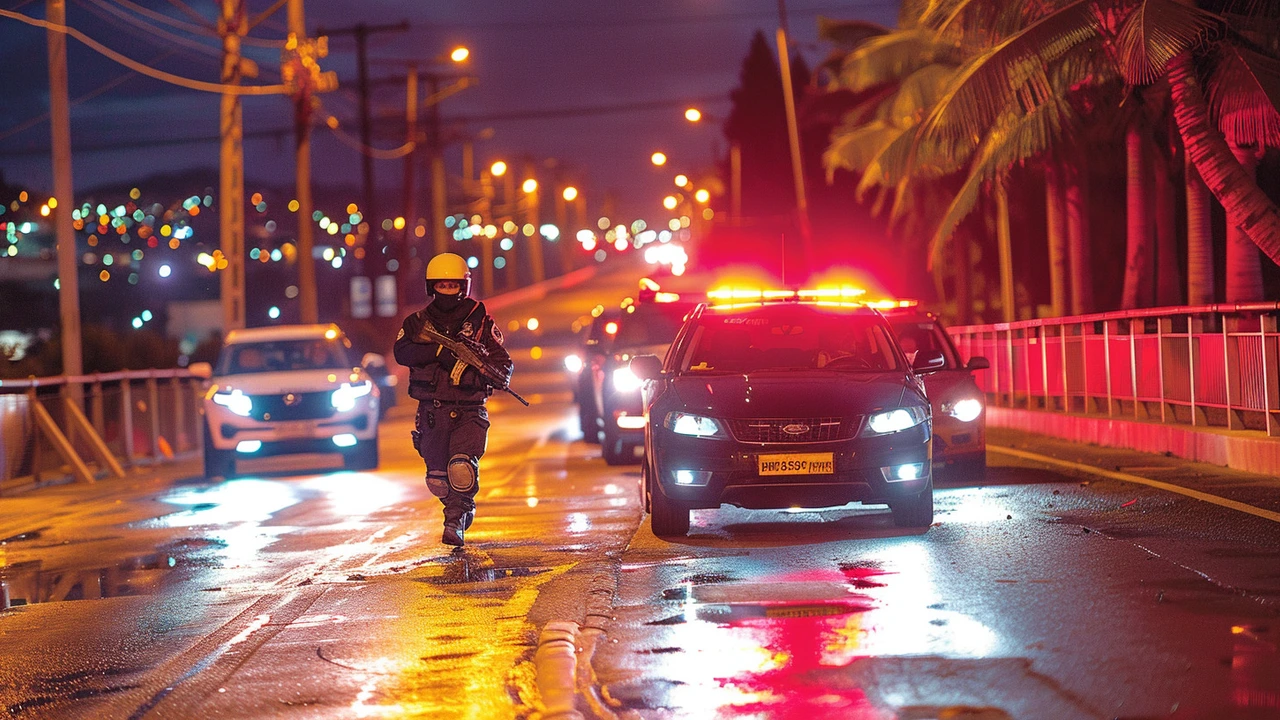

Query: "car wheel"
<box><xmin>641</xmin><ymin>460</ymin><xmax>653</xmax><ymax>513</ymax></box>
<box><xmin>202</xmin><ymin>426</ymin><xmax>234</xmax><ymax>479</ymax></box>
<box><xmin>650</xmin><ymin>483</ymin><xmax>690</xmax><ymax>537</ymax></box>
<box><xmin>946</xmin><ymin>457</ymin><xmax>987</xmax><ymax>483</ymax></box>
<box><xmin>601</xmin><ymin>424</ymin><xmax>636</xmax><ymax>465</ymax></box>
<box><xmin>344</xmin><ymin>436</ymin><xmax>380</xmax><ymax>471</ymax></box>
<box><xmin>889</xmin><ymin>481</ymin><xmax>934</xmax><ymax>528</ymax></box>
<box><xmin>578</xmin><ymin>403</ymin><xmax>601</xmax><ymax>444</ymax></box>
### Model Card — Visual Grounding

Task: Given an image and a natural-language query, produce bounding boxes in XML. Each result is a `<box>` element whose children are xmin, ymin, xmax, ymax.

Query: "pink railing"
<box><xmin>947</xmin><ymin>303</ymin><xmax>1280</xmax><ymax>437</ymax></box>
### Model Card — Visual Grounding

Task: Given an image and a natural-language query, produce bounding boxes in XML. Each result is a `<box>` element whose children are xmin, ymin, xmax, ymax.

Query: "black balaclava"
<box><xmin>429</xmin><ymin>282</ymin><xmax>465</xmax><ymax>314</ymax></box>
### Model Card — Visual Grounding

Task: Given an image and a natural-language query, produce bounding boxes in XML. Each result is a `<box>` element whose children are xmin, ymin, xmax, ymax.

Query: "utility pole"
<box><xmin>775</xmin><ymin>0</ymin><xmax>813</xmax><ymax>269</ymax></box>
<box><xmin>314</xmin><ymin>21</ymin><xmax>409</xmax><ymax>230</ymax></box>
<box><xmin>429</xmin><ymin>74</ymin><xmax>448</xmax><ymax>259</ymax></box>
<box><xmin>400</xmin><ymin>63</ymin><xmax>418</xmax><ymax>311</ymax></box>
<box><xmin>47</xmin><ymin>0</ymin><xmax>81</xmax><ymax>380</ymax></box>
<box><xmin>219</xmin><ymin>0</ymin><xmax>247</xmax><ymax>331</ymax></box>
<box><xmin>521</xmin><ymin>166</ymin><xmax>544</xmax><ymax>284</ymax></box>
<box><xmin>284</xmin><ymin>0</ymin><xmax>335</xmax><ymax>324</ymax></box>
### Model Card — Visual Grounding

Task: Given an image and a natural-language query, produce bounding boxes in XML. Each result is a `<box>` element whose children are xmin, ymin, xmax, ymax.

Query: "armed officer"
<box><xmin>394</xmin><ymin>252</ymin><xmax>513</xmax><ymax>546</ymax></box>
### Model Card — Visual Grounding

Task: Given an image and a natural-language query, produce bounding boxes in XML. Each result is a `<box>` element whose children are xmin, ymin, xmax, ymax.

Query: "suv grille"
<box><xmin>250</xmin><ymin>391</ymin><xmax>336</xmax><ymax>421</ymax></box>
<box><xmin>728</xmin><ymin>417</ymin><xmax>853</xmax><ymax>443</ymax></box>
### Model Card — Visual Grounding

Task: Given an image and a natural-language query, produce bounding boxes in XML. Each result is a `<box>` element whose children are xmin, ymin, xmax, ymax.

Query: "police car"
<box><xmin>630</xmin><ymin>289</ymin><xmax>940</xmax><ymax>536</ymax></box>
<box><xmin>189</xmin><ymin>324</ymin><xmax>382</xmax><ymax>478</ymax></box>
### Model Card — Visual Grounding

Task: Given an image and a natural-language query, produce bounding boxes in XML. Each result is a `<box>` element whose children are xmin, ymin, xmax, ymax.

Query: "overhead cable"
<box><xmin>0</xmin><ymin>8</ymin><xmax>287</xmax><ymax>95</ymax></box>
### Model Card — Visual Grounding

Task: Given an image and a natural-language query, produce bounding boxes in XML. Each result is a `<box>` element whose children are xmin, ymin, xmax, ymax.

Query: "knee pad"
<box><xmin>447</xmin><ymin>454</ymin><xmax>478</xmax><ymax>492</ymax></box>
<box><xmin>425</xmin><ymin>469</ymin><xmax>449</xmax><ymax>498</ymax></box>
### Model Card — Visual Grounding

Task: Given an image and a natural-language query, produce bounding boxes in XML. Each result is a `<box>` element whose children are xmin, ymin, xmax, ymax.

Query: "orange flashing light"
<box><xmin>639</xmin><ymin>277</ymin><xmax>661</xmax><ymax>292</ymax></box>
<box><xmin>654</xmin><ymin>291</ymin><xmax>681</xmax><ymax>303</ymax></box>
<box><xmin>863</xmin><ymin>299</ymin><xmax>919</xmax><ymax>309</ymax></box>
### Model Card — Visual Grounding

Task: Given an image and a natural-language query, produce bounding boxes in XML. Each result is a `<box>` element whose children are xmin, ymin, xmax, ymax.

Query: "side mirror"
<box><xmin>966</xmin><ymin>356</ymin><xmax>990</xmax><ymax>371</ymax></box>
<box><xmin>188</xmin><ymin>362</ymin><xmax>213</xmax><ymax>379</ymax></box>
<box><xmin>630</xmin><ymin>354</ymin><xmax>663</xmax><ymax>381</ymax></box>
<box><xmin>911</xmin><ymin>349</ymin><xmax>946</xmax><ymax>372</ymax></box>
<box><xmin>362</xmin><ymin>352</ymin><xmax>387</xmax><ymax>369</ymax></box>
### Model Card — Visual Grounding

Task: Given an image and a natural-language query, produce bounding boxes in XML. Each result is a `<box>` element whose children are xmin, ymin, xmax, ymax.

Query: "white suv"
<box><xmin>190</xmin><ymin>324</ymin><xmax>382</xmax><ymax>477</ymax></box>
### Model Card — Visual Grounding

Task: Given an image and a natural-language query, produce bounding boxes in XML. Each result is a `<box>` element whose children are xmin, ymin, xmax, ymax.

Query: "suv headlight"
<box><xmin>331</xmin><ymin>381</ymin><xmax>373</xmax><ymax>412</ymax></box>
<box><xmin>212</xmin><ymin>389</ymin><xmax>252</xmax><ymax>417</ymax></box>
<box><xmin>664</xmin><ymin>411</ymin><xmax>726</xmax><ymax>439</ymax></box>
<box><xmin>612</xmin><ymin>367</ymin><xmax>643</xmax><ymax>393</ymax></box>
<box><xmin>946</xmin><ymin>397</ymin><xmax>983</xmax><ymax>423</ymax></box>
<box><xmin>863</xmin><ymin>406</ymin><xmax>928</xmax><ymax>436</ymax></box>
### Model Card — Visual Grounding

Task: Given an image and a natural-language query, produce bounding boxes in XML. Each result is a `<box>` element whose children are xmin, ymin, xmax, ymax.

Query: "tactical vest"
<box><xmin>408</xmin><ymin>300</ymin><xmax>492</xmax><ymax>402</ymax></box>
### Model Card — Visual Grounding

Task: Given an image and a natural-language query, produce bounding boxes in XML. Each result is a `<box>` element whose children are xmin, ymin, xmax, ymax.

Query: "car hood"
<box><xmin>612</xmin><ymin>342</ymin><xmax>671</xmax><ymax>360</ymax></box>
<box><xmin>670</xmin><ymin>371</ymin><xmax>917</xmax><ymax>418</ymax></box>
<box><xmin>211</xmin><ymin>368</ymin><xmax>371</xmax><ymax>395</ymax></box>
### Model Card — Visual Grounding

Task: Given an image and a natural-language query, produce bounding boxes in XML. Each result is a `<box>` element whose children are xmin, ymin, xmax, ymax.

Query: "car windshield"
<box><xmin>681</xmin><ymin>307</ymin><xmax>902</xmax><ymax>373</ymax></box>
<box><xmin>216</xmin><ymin>338</ymin><xmax>352</xmax><ymax>375</ymax></box>
<box><xmin>888</xmin><ymin>318</ymin><xmax>960</xmax><ymax>369</ymax></box>
<box><xmin>613</xmin><ymin>303</ymin><xmax>690</xmax><ymax>348</ymax></box>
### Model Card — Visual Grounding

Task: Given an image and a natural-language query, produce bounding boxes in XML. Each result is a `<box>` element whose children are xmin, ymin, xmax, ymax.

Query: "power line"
<box><xmin>0</xmin><ymin>8</ymin><xmax>287</xmax><ymax>95</ymax></box>
<box><xmin>74</xmin><ymin>0</ymin><xmax>224</xmax><ymax>64</ymax></box>
<box><xmin>407</xmin><ymin>2</ymin><xmax>897</xmax><ymax>31</ymax></box>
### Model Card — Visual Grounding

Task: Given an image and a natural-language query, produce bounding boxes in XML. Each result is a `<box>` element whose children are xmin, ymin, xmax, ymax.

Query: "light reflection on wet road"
<box><xmin>2</xmin><ymin>266</ymin><xmax>1280</xmax><ymax>718</ymax></box>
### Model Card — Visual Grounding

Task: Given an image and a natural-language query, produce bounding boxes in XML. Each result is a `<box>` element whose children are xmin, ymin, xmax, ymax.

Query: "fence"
<box><xmin>0</xmin><ymin>370</ymin><xmax>204</xmax><ymax>488</ymax></box>
<box><xmin>947</xmin><ymin>303</ymin><xmax>1280</xmax><ymax>437</ymax></box>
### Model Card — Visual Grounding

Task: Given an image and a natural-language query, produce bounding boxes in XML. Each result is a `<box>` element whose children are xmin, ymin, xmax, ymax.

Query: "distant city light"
<box><xmin>131</xmin><ymin>317</ymin><xmax>143</xmax><ymax>329</ymax></box>
<box><xmin>684</xmin><ymin>108</ymin><xmax>702</xmax><ymax>122</ymax></box>
<box><xmin>466</xmin><ymin>256</ymin><xmax>479</xmax><ymax>268</ymax></box>
<box><xmin>650</xmin><ymin>152</ymin><xmax>667</xmax><ymax>166</ymax></box>
<box><xmin>562</xmin><ymin>186</ymin><xmax>578</xmax><ymax>202</ymax></box>
<box><xmin>675</xmin><ymin>174</ymin><xmax>688</xmax><ymax>187</ymax></box>
<box><xmin>522</xmin><ymin>179</ymin><xmax>538</xmax><ymax>193</ymax></box>
<box><xmin>490</xmin><ymin>161</ymin><xmax>508</xmax><ymax>177</ymax></box>
<box><xmin>695</xmin><ymin>188</ymin><xmax>711</xmax><ymax>203</ymax></box>
<box><xmin>268</xmin><ymin>306</ymin><xmax>280</xmax><ymax>319</ymax></box>
<box><xmin>663</xmin><ymin>195</ymin><xmax>678</xmax><ymax>210</ymax></box>
<box><xmin>141</xmin><ymin>310</ymin><xmax>153</xmax><ymax>321</ymax></box>
<box><xmin>450</xmin><ymin>46</ymin><xmax>470</xmax><ymax>62</ymax></box>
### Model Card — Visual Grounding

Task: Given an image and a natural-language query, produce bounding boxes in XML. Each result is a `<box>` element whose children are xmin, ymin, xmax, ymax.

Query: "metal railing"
<box><xmin>0</xmin><ymin>370</ymin><xmax>204</xmax><ymax>487</ymax></box>
<box><xmin>948</xmin><ymin>303</ymin><xmax>1280</xmax><ymax>437</ymax></box>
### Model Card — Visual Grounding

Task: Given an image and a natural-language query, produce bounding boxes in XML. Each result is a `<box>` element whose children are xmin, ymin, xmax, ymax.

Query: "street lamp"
<box><xmin>674</xmin><ymin>174</ymin><xmax>689</xmax><ymax>188</ymax></box>
<box><xmin>650</xmin><ymin>151</ymin><xmax>668</xmax><ymax>166</ymax></box>
<box><xmin>450</xmin><ymin>46</ymin><xmax>470</xmax><ymax>63</ymax></box>
<box><xmin>663</xmin><ymin>195</ymin><xmax>679</xmax><ymax>211</ymax></box>
<box><xmin>562</xmin><ymin>186</ymin><xmax>578</xmax><ymax>202</ymax></box>
<box><xmin>695</xmin><ymin>189</ymin><xmax>711</xmax><ymax>204</ymax></box>
<box><xmin>522</xmin><ymin>178</ymin><xmax>538</xmax><ymax>194</ymax></box>
<box><xmin>683</xmin><ymin>108</ymin><xmax>741</xmax><ymax>221</ymax></box>
<box><xmin>491</xmin><ymin>160</ymin><xmax>508</xmax><ymax>177</ymax></box>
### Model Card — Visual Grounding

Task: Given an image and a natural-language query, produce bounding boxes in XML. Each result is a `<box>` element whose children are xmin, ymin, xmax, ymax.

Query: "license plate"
<box><xmin>757</xmin><ymin>452</ymin><xmax>835</xmax><ymax>476</ymax></box>
<box><xmin>276</xmin><ymin>420</ymin><xmax>319</xmax><ymax>438</ymax></box>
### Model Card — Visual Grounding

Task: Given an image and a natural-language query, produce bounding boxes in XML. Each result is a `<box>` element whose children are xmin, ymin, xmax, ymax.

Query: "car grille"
<box><xmin>727</xmin><ymin>417</ymin><xmax>854</xmax><ymax>443</ymax></box>
<box><xmin>249</xmin><ymin>391</ymin><xmax>336</xmax><ymax>421</ymax></box>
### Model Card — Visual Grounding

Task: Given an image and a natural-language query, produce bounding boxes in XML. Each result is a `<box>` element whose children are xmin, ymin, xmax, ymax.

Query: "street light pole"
<box><xmin>775</xmin><ymin>0</ymin><xmax>813</xmax><ymax>265</ymax></box>
<box><xmin>219</xmin><ymin>0</ymin><xmax>247</xmax><ymax>331</ymax></box>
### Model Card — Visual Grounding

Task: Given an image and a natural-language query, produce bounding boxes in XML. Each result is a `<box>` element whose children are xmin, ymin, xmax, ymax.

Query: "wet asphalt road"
<box><xmin>2</xmin><ymin>265</ymin><xmax>1279</xmax><ymax>719</ymax></box>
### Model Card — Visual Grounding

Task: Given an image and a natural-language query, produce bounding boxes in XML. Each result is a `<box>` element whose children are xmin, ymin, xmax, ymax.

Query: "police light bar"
<box><xmin>863</xmin><ymin>299</ymin><xmax>919</xmax><ymax>309</ymax></box>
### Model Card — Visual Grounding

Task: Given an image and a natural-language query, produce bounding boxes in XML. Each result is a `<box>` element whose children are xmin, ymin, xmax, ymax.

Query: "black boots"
<box><xmin>442</xmin><ymin>510</ymin><xmax>475</xmax><ymax>547</ymax></box>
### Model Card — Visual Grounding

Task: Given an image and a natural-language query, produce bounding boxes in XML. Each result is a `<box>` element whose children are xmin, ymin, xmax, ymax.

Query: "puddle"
<box><xmin>1</xmin><ymin>551</ymin><xmax>184</xmax><ymax>608</ymax></box>
<box><xmin>647</xmin><ymin>599</ymin><xmax>872</xmax><ymax>625</ymax></box>
<box><xmin>418</xmin><ymin>565</ymin><xmax>551</xmax><ymax>585</ymax></box>
<box><xmin>1</xmin><ymin>527</ymin><xmax>49</xmax><ymax>544</ymax></box>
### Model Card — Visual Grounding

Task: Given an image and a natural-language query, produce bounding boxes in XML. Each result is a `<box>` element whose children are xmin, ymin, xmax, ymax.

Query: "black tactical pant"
<box><xmin>414</xmin><ymin>400</ymin><xmax>490</xmax><ymax>523</ymax></box>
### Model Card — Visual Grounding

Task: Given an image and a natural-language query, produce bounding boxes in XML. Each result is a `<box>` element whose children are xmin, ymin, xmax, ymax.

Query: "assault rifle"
<box><xmin>415</xmin><ymin>320</ymin><xmax>530</xmax><ymax>407</ymax></box>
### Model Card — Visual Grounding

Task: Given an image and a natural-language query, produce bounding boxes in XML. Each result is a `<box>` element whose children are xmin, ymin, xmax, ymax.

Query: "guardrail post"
<box><xmin>58</xmin><ymin>382</ymin><xmax>76</xmax><ymax>456</ymax></box>
<box><xmin>170</xmin><ymin>376</ymin><xmax>185</xmax><ymax>454</ymax></box>
<box><xmin>146</xmin><ymin>376</ymin><xmax>161</xmax><ymax>461</ymax></box>
<box><xmin>27</xmin><ymin>386</ymin><xmax>41</xmax><ymax>484</ymax></box>
<box><xmin>1060</xmin><ymin>323</ymin><xmax>1070</xmax><ymax>413</ymax></box>
<box><xmin>195</xmin><ymin>379</ymin><xmax>206</xmax><ymax>456</ymax></box>
<box><xmin>1262</xmin><ymin>314</ymin><xmax>1280</xmax><ymax>437</ymax></box>
<box><xmin>1224</xmin><ymin>317</ymin><xmax>1242</xmax><ymax>430</ymax></box>
<box><xmin>1103</xmin><ymin>320</ymin><xmax>1114</xmax><ymax>416</ymax></box>
<box><xmin>90</xmin><ymin>377</ymin><xmax>105</xmax><ymax>440</ymax></box>
<box><xmin>1157</xmin><ymin>317</ymin><xmax>1172</xmax><ymax>423</ymax></box>
<box><xmin>120</xmin><ymin>378</ymin><xmax>135</xmax><ymax>467</ymax></box>
<box><xmin>1188</xmin><ymin>315</ymin><xmax>1206</xmax><ymax>427</ymax></box>
<box><xmin>1005</xmin><ymin>327</ymin><xmax>1015</xmax><ymax>408</ymax></box>
<box><xmin>1039</xmin><ymin>324</ymin><xmax>1049</xmax><ymax>411</ymax></box>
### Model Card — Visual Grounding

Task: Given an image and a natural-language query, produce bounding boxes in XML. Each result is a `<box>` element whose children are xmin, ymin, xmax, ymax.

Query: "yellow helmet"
<box><xmin>425</xmin><ymin>252</ymin><xmax>472</xmax><ymax>297</ymax></box>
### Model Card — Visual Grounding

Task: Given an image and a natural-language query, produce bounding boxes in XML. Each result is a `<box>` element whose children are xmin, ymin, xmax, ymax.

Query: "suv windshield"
<box><xmin>614</xmin><ymin>303</ymin><xmax>690</xmax><ymax>348</ymax></box>
<box><xmin>216</xmin><ymin>338</ymin><xmax>352</xmax><ymax>375</ymax></box>
<box><xmin>681</xmin><ymin>307</ymin><xmax>902</xmax><ymax>373</ymax></box>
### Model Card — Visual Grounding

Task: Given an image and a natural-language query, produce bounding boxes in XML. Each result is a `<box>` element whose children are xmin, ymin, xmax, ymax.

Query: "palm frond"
<box><xmin>1116</xmin><ymin>0</ymin><xmax>1225</xmax><ymax>85</ymax></box>
<box><xmin>836</xmin><ymin>29</ymin><xmax>956</xmax><ymax>93</ymax></box>
<box><xmin>915</xmin><ymin>0</ymin><xmax>1100</xmax><ymax>162</ymax></box>
<box><xmin>817</xmin><ymin>16</ymin><xmax>889</xmax><ymax>50</ymax></box>
<box><xmin>824</xmin><ymin>120</ymin><xmax>903</xmax><ymax>181</ymax></box>
<box><xmin>1206</xmin><ymin>44</ymin><xmax>1280</xmax><ymax>147</ymax></box>
<box><xmin>927</xmin><ymin>96</ymin><xmax>1070</xmax><ymax>268</ymax></box>
<box><xmin>889</xmin><ymin>63</ymin><xmax>958</xmax><ymax>126</ymax></box>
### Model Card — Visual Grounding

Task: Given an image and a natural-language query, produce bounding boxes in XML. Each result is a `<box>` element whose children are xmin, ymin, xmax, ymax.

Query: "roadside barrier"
<box><xmin>0</xmin><ymin>370</ymin><xmax>203</xmax><ymax>488</ymax></box>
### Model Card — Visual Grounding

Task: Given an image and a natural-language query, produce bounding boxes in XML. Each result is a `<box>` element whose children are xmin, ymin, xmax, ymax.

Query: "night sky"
<box><xmin>1</xmin><ymin>0</ymin><xmax>899</xmax><ymax>224</ymax></box>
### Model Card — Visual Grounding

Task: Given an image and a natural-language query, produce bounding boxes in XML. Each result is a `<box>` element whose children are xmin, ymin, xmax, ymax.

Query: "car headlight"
<box><xmin>664</xmin><ymin>411</ymin><xmax>726</xmax><ymax>439</ymax></box>
<box><xmin>331</xmin><ymin>380</ymin><xmax>373</xmax><ymax>412</ymax></box>
<box><xmin>212</xmin><ymin>389</ymin><xmax>252</xmax><ymax>417</ymax></box>
<box><xmin>564</xmin><ymin>354</ymin><xmax>584</xmax><ymax>373</ymax></box>
<box><xmin>612</xmin><ymin>367</ymin><xmax>643</xmax><ymax>393</ymax></box>
<box><xmin>863</xmin><ymin>406</ymin><xmax>929</xmax><ymax>436</ymax></box>
<box><xmin>946</xmin><ymin>398</ymin><xmax>983</xmax><ymax>423</ymax></box>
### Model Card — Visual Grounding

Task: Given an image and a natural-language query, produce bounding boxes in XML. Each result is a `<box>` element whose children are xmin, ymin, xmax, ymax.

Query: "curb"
<box><xmin>532</xmin><ymin>560</ymin><xmax>626</xmax><ymax>719</ymax></box>
<box><xmin>534</xmin><ymin>621</ymin><xmax>584</xmax><ymax>720</ymax></box>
